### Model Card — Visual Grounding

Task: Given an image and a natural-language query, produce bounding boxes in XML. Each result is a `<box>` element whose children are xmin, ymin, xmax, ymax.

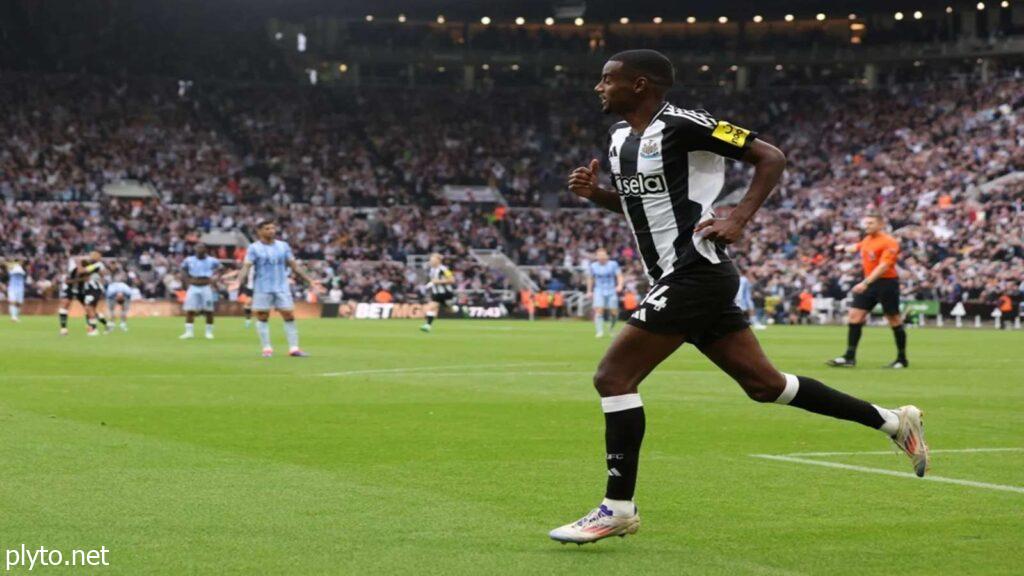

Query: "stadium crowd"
<box><xmin>1</xmin><ymin>72</ymin><xmax>1022</xmax><ymax>317</ymax></box>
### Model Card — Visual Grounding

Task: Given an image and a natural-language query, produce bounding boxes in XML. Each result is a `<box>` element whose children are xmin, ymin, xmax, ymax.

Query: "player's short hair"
<box><xmin>256</xmin><ymin>219</ymin><xmax>275</xmax><ymax>230</ymax></box>
<box><xmin>864</xmin><ymin>211</ymin><xmax>885</xmax><ymax>221</ymax></box>
<box><xmin>608</xmin><ymin>49</ymin><xmax>675</xmax><ymax>90</ymax></box>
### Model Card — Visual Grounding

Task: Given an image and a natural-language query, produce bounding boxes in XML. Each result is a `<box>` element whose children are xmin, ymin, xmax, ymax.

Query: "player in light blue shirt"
<box><xmin>234</xmin><ymin>220</ymin><xmax>323</xmax><ymax>357</ymax></box>
<box><xmin>5</xmin><ymin>259</ymin><xmax>26</xmax><ymax>322</ymax></box>
<box><xmin>105</xmin><ymin>277</ymin><xmax>134</xmax><ymax>331</ymax></box>
<box><xmin>179</xmin><ymin>243</ymin><xmax>223</xmax><ymax>340</ymax></box>
<box><xmin>587</xmin><ymin>249</ymin><xmax>624</xmax><ymax>337</ymax></box>
<box><xmin>734</xmin><ymin>273</ymin><xmax>766</xmax><ymax>330</ymax></box>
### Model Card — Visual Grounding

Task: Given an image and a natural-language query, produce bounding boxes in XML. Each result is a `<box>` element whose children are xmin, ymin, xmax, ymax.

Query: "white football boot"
<box><xmin>892</xmin><ymin>405</ymin><xmax>929</xmax><ymax>477</ymax></box>
<box><xmin>549</xmin><ymin>503</ymin><xmax>640</xmax><ymax>545</ymax></box>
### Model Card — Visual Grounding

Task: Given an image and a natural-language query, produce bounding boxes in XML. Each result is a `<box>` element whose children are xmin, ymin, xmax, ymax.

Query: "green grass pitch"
<box><xmin>1</xmin><ymin>317</ymin><xmax>1022</xmax><ymax>575</ymax></box>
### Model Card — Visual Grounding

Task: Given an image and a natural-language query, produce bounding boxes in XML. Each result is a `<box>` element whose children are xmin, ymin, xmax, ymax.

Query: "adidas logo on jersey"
<box><xmin>613</xmin><ymin>173</ymin><xmax>668</xmax><ymax>196</ymax></box>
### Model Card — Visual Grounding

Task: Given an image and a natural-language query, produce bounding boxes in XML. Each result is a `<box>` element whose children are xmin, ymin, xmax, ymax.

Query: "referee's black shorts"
<box><xmin>851</xmin><ymin>277</ymin><xmax>901</xmax><ymax>315</ymax></box>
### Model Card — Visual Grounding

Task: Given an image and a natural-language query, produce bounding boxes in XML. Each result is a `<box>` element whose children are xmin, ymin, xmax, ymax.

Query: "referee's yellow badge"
<box><xmin>711</xmin><ymin>121</ymin><xmax>751</xmax><ymax>148</ymax></box>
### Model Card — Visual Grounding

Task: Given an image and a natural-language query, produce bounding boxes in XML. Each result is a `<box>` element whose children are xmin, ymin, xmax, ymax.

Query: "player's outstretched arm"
<box><xmin>695</xmin><ymin>139</ymin><xmax>786</xmax><ymax>245</ymax></box>
<box><xmin>568</xmin><ymin>159</ymin><xmax>623</xmax><ymax>214</ymax></box>
<box><xmin>287</xmin><ymin>258</ymin><xmax>324</xmax><ymax>292</ymax></box>
<box><xmin>233</xmin><ymin>261</ymin><xmax>252</xmax><ymax>290</ymax></box>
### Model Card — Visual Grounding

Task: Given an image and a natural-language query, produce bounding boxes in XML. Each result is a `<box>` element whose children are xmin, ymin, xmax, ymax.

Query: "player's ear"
<box><xmin>633</xmin><ymin>76</ymin><xmax>647</xmax><ymax>95</ymax></box>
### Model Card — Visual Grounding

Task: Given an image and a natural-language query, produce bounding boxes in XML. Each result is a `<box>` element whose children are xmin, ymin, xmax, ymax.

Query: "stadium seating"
<box><xmin>2</xmin><ymin>73</ymin><xmax>1021</xmax><ymax>315</ymax></box>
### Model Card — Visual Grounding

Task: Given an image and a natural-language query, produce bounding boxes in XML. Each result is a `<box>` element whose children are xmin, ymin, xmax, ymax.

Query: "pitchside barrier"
<box><xmin>9</xmin><ymin>298</ymin><xmax>1019</xmax><ymax>329</ymax></box>
<box><xmin>12</xmin><ymin>300</ymin><xmax>322</xmax><ymax>319</ymax></box>
<box><xmin>320</xmin><ymin>301</ymin><xmax>510</xmax><ymax>320</ymax></box>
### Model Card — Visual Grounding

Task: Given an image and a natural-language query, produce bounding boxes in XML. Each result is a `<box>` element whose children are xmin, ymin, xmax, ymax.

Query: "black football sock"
<box><xmin>892</xmin><ymin>325</ymin><xmax>907</xmax><ymax>362</ymax></box>
<box><xmin>845</xmin><ymin>323</ymin><xmax>863</xmax><ymax>360</ymax></box>
<box><xmin>602</xmin><ymin>394</ymin><xmax>645</xmax><ymax>502</ymax></box>
<box><xmin>97</xmin><ymin>315</ymin><xmax>108</xmax><ymax>328</ymax></box>
<box><xmin>59</xmin><ymin>309</ymin><xmax>68</xmax><ymax>328</ymax></box>
<box><xmin>426</xmin><ymin>313</ymin><xmax>435</xmax><ymax>325</ymax></box>
<box><xmin>244</xmin><ymin>308</ymin><xmax>252</xmax><ymax>320</ymax></box>
<box><xmin>609</xmin><ymin>310</ymin><xmax>618</xmax><ymax>330</ymax></box>
<box><xmin>774</xmin><ymin>374</ymin><xmax>898</xmax><ymax>434</ymax></box>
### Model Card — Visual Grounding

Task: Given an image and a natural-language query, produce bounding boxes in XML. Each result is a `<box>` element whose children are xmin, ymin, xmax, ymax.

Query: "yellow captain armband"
<box><xmin>711</xmin><ymin>121</ymin><xmax>751</xmax><ymax>148</ymax></box>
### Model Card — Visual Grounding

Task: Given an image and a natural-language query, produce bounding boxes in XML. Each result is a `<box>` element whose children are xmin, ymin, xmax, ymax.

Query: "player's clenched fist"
<box><xmin>568</xmin><ymin>159</ymin><xmax>601</xmax><ymax>199</ymax></box>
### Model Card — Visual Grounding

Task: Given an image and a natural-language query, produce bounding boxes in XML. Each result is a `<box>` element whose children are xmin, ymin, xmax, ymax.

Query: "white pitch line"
<box><xmin>752</xmin><ymin>454</ymin><xmax>1024</xmax><ymax>495</ymax></box>
<box><xmin>786</xmin><ymin>447</ymin><xmax>1024</xmax><ymax>457</ymax></box>
<box><xmin>320</xmin><ymin>362</ymin><xmax>565</xmax><ymax>377</ymax></box>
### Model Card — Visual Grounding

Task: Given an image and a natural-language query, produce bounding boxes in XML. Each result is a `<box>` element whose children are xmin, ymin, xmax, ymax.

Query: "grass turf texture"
<box><xmin>1</xmin><ymin>317</ymin><xmax>1022</xmax><ymax>575</ymax></box>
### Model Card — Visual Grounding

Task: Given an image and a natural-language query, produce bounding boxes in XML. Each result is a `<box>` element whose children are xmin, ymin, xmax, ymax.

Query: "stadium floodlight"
<box><xmin>686</xmin><ymin>16</ymin><xmax>696</xmax><ymax>23</ymax></box>
<box><xmin>1001</xmin><ymin>0</ymin><xmax>1009</xmax><ymax>7</ymax></box>
<box><xmin>436</xmin><ymin>15</ymin><xmax>445</xmax><ymax>24</ymax></box>
<box><xmin>977</xmin><ymin>2</ymin><xmax>985</xmax><ymax>9</ymax></box>
<box><xmin>515</xmin><ymin>17</ymin><xmax>526</xmax><ymax>25</ymax></box>
<box><xmin>511</xmin><ymin>64</ymin><xmax>520</xmax><ymax>71</ymax></box>
<box><xmin>850</xmin><ymin>22</ymin><xmax>866</xmax><ymax>31</ymax></box>
<box><xmin>946</xmin><ymin>5</ymin><xmax>954</xmax><ymax>12</ymax></box>
<box><xmin>545</xmin><ymin>17</ymin><xmax>555</xmax><ymax>25</ymax></box>
<box><xmin>481</xmin><ymin>16</ymin><xmax>491</xmax><ymax>25</ymax></box>
<box><xmin>816</xmin><ymin>13</ymin><xmax>826</xmax><ymax>21</ymax></box>
<box><xmin>775</xmin><ymin>64</ymin><xmax>784</xmax><ymax>71</ymax></box>
<box><xmin>784</xmin><ymin>14</ymin><xmax>795</xmax><ymax>22</ymax></box>
<box><xmin>753</xmin><ymin>15</ymin><xmax>763</xmax><ymax>23</ymax></box>
<box><xmin>274</xmin><ymin>32</ymin><xmax>283</xmax><ymax>40</ymax></box>
<box><xmin>914</xmin><ymin>10</ymin><xmax>923</xmax><ymax>19</ymax></box>
<box><xmin>437</xmin><ymin>66</ymin><xmax>446</xmax><ymax>72</ymax></box>
<box><xmin>700</xmin><ymin>64</ymin><xmax>710</xmax><ymax>72</ymax></box>
<box><xmin>619</xmin><ymin>17</ymin><xmax>629</xmax><ymax>24</ymax></box>
<box><xmin>653</xmin><ymin>16</ymin><xmax>663</xmax><ymax>24</ymax></box>
<box><xmin>296</xmin><ymin>32</ymin><xmax>307</xmax><ymax>52</ymax></box>
<box><xmin>481</xmin><ymin>64</ymin><xmax>490</xmax><ymax>70</ymax></box>
<box><xmin>718</xmin><ymin>16</ymin><xmax>728</xmax><ymax>24</ymax></box>
<box><xmin>338</xmin><ymin>63</ymin><xmax>348</xmax><ymax>73</ymax></box>
<box><xmin>365</xmin><ymin>14</ymin><xmax>373</xmax><ymax>22</ymax></box>
<box><xmin>894</xmin><ymin>11</ymin><xmax>905</xmax><ymax>20</ymax></box>
<box><xmin>397</xmin><ymin>14</ymin><xmax>406</xmax><ymax>23</ymax></box>
<box><xmin>730</xmin><ymin>65</ymin><xmax>738</xmax><ymax>71</ymax></box>
<box><xmin>554</xmin><ymin>64</ymin><xmax>563</xmax><ymax>72</ymax></box>
<box><xmin>574</xmin><ymin>17</ymin><xmax>584</xmax><ymax>26</ymax></box>
<box><xmin>848</xmin><ymin>13</ymin><xmax>858</xmax><ymax>19</ymax></box>
<box><xmin>306</xmin><ymin>69</ymin><xmax>317</xmax><ymax>85</ymax></box>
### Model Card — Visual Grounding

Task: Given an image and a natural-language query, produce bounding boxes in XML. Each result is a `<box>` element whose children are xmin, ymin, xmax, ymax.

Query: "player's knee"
<box><xmin>593</xmin><ymin>369</ymin><xmax>633</xmax><ymax>396</ymax></box>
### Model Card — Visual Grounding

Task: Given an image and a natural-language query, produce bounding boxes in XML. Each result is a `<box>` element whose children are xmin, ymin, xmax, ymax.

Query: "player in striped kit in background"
<box><xmin>421</xmin><ymin>253</ymin><xmax>454</xmax><ymax>333</ymax></box>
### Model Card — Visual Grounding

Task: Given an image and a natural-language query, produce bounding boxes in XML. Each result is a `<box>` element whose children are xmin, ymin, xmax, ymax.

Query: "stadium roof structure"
<box><xmin>246</xmin><ymin>0</ymin><xmax>965</xmax><ymax>21</ymax></box>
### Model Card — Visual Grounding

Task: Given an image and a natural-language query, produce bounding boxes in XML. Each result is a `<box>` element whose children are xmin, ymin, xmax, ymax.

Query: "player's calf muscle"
<box><xmin>738</xmin><ymin>374</ymin><xmax>785</xmax><ymax>403</ymax></box>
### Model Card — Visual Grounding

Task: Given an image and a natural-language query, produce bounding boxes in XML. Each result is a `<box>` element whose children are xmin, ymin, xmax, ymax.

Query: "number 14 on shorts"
<box><xmin>632</xmin><ymin>285</ymin><xmax>670</xmax><ymax>322</ymax></box>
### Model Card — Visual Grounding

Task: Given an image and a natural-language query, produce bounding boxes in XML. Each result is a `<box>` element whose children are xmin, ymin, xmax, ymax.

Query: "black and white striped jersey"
<box><xmin>427</xmin><ymin>265</ymin><xmax>454</xmax><ymax>296</ymax></box>
<box><xmin>66</xmin><ymin>257</ymin><xmax>105</xmax><ymax>290</ymax></box>
<box><xmin>607</xmin><ymin>102</ymin><xmax>756</xmax><ymax>282</ymax></box>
